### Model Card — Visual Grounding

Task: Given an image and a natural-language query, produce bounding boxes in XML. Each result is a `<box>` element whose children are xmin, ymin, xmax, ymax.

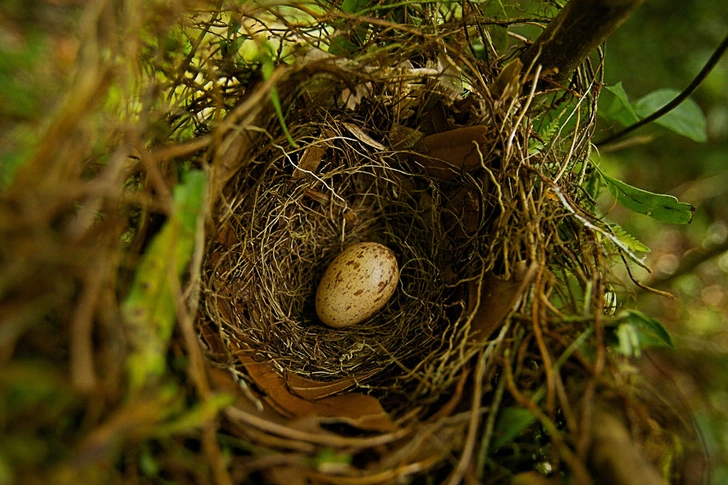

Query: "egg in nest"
<box><xmin>315</xmin><ymin>242</ymin><xmax>399</xmax><ymax>328</ymax></box>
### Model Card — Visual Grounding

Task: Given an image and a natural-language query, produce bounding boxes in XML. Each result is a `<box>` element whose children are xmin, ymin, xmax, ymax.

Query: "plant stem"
<box><xmin>519</xmin><ymin>0</ymin><xmax>644</xmax><ymax>84</ymax></box>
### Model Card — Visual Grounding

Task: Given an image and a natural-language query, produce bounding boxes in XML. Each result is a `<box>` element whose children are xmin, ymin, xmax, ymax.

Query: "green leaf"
<box><xmin>341</xmin><ymin>0</ymin><xmax>371</xmax><ymax>13</ymax></box>
<box><xmin>633</xmin><ymin>89</ymin><xmax>708</xmax><ymax>142</ymax></box>
<box><xmin>313</xmin><ymin>448</ymin><xmax>353</xmax><ymax>467</ymax></box>
<box><xmin>603</xmin><ymin>82</ymin><xmax>640</xmax><ymax>126</ymax></box>
<box><xmin>328</xmin><ymin>0</ymin><xmax>371</xmax><ymax>56</ymax></box>
<box><xmin>609</xmin><ymin>310</ymin><xmax>675</xmax><ymax>357</ymax></box>
<box><xmin>492</xmin><ymin>407</ymin><xmax>537</xmax><ymax>450</ymax></box>
<box><xmin>600</xmin><ymin>171</ymin><xmax>695</xmax><ymax>224</ymax></box>
<box><xmin>160</xmin><ymin>393</ymin><xmax>235</xmax><ymax>435</ymax></box>
<box><xmin>620</xmin><ymin>310</ymin><xmax>675</xmax><ymax>349</ymax></box>
<box><xmin>614</xmin><ymin>322</ymin><xmax>642</xmax><ymax>357</ymax></box>
<box><xmin>139</xmin><ymin>446</ymin><xmax>161</xmax><ymax>477</ymax></box>
<box><xmin>256</xmin><ymin>44</ymin><xmax>298</xmax><ymax>148</ymax></box>
<box><xmin>607</xmin><ymin>222</ymin><xmax>650</xmax><ymax>253</ymax></box>
<box><xmin>122</xmin><ymin>170</ymin><xmax>206</xmax><ymax>392</ymax></box>
<box><xmin>529</xmin><ymin>108</ymin><xmax>566</xmax><ymax>154</ymax></box>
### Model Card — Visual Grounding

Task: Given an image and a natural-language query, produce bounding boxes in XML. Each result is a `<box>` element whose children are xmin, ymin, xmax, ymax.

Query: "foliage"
<box><xmin>122</xmin><ymin>170</ymin><xmax>206</xmax><ymax>393</ymax></box>
<box><xmin>599</xmin><ymin>169</ymin><xmax>695</xmax><ymax>224</ymax></box>
<box><xmin>606</xmin><ymin>310</ymin><xmax>675</xmax><ymax>358</ymax></box>
<box><xmin>602</xmin><ymin>2</ymin><xmax>728</xmax><ymax>480</ymax></box>
<box><xmin>601</xmin><ymin>82</ymin><xmax>708</xmax><ymax>142</ymax></box>
<box><xmin>633</xmin><ymin>89</ymin><xmax>708</xmax><ymax>142</ymax></box>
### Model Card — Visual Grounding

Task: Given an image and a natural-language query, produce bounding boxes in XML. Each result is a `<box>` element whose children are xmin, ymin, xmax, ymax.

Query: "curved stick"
<box><xmin>598</xmin><ymin>32</ymin><xmax>728</xmax><ymax>146</ymax></box>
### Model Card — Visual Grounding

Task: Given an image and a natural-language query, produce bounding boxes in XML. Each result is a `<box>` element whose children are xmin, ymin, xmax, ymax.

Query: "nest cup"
<box><xmin>203</xmin><ymin>107</ymin><xmax>492</xmax><ymax>404</ymax></box>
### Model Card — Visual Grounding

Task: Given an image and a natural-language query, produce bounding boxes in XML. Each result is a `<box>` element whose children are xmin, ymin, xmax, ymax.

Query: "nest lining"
<box><xmin>203</xmin><ymin>114</ymin><xmax>495</xmax><ymax>395</ymax></box>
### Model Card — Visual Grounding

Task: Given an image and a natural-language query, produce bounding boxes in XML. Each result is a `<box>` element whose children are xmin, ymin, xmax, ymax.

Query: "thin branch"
<box><xmin>519</xmin><ymin>0</ymin><xmax>645</xmax><ymax>84</ymax></box>
<box><xmin>598</xmin><ymin>32</ymin><xmax>728</xmax><ymax>146</ymax></box>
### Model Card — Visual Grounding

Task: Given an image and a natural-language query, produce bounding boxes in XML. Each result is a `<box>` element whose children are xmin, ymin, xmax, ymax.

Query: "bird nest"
<box><xmin>198</xmin><ymin>15</ymin><xmax>537</xmax><ymax>411</ymax></box>
<box><xmin>190</xmin><ymin>0</ymin><xmax>634</xmax><ymax>477</ymax></box>
<box><xmin>183</xmin><ymin>3</ymin><xmax>698</xmax><ymax>483</ymax></box>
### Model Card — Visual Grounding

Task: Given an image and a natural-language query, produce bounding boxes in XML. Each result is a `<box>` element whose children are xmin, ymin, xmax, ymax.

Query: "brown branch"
<box><xmin>519</xmin><ymin>0</ymin><xmax>645</xmax><ymax>84</ymax></box>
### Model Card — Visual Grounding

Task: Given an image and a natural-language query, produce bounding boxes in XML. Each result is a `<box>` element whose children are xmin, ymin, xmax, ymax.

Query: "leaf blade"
<box><xmin>620</xmin><ymin>310</ymin><xmax>675</xmax><ymax>349</ymax></box>
<box><xmin>603</xmin><ymin>82</ymin><xmax>640</xmax><ymax>126</ymax></box>
<box><xmin>600</xmin><ymin>171</ymin><xmax>695</xmax><ymax>224</ymax></box>
<box><xmin>607</xmin><ymin>222</ymin><xmax>651</xmax><ymax>253</ymax></box>
<box><xmin>633</xmin><ymin>89</ymin><xmax>708</xmax><ymax>142</ymax></box>
<box><xmin>492</xmin><ymin>407</ymin><xmax>538</xmax><ymax>450</ymax></box>
<box><xmin>121</xmin><ymin>170</ymin><xmax>207</xmax><ymax>391</ymax></box>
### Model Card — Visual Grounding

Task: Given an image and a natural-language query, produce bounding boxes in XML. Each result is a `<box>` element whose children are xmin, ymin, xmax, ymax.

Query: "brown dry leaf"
<box><xmin>234</xmin><ymin>346</ymin><xmax>398</xmax><ymax>433</ymax></box>
<box><xmin>293</xmin><ymin>143</ymin><xmax>327</xmax><ymax>179</ymax></box>
<box><xmin>343</xmin><ymin>122</ymin><xmax>386</xmax><ymax>150</ymax></box>
<box><xmin>303</xmin><ymin>187</ymin><xmax>330</xmax><ymax>204</ymax></box>
<box><xmin>286</xmin><ymin>369</ymin><xmax>380</xmax><ymax>400</ymax></box>
<box><xmin>342</xmin><ymin>208</ymin><xmax>359</xmax><ymax>225</ymax></box>
<box><xmin>467</xmin><ymin>262</ymin><xmax>539</xmax><ymax>343</ymax></box>
<box><xmin>414</xmin><ymin>125</ymin><xmax>489</xmax><ymax>181</ymax></box>
<box><xmin>202</xmin><ymin>329</ymin><xmax>398</xmax><ymax>435</ymax></box>
<box><xmin>199</xmin><ymin>320</ymin><xmax>229</xmax><ymax>356</ymax></box>
<box><xmin>206</xmin><ymin>365</ymin><xmax>245</xmax><ymax>399</ymax></box>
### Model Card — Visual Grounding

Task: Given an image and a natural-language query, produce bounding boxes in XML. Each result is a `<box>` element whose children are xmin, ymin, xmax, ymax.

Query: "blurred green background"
<box><xmin>601</xmin><ymin>1</ymin><xmax>728</xmax><ymax>483</ymax></box>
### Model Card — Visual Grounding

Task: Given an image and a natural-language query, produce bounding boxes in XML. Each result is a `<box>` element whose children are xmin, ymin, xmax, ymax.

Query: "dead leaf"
<box><xmin>342</xmin><ymin>208</ymin><xmax>359</xmax><ymax>225</ymax></box>
<box><xmin>293</xmin><ymin>144</ymin><xmax>327</xmax><ymax>179</ymax></box>
<box><xmin>286</xmin><ymin>369</ymin><xmax>380</xmax><ymax>400</ymax></box>
<box><xmin>343</xmin><ymin>122</ymin><xmax>386</xmax><ymax>150</ymax></box>
<box><xmin>414</xmin><ymin>126</ymin><xmax>490</xmax><ymax>181</ymax></box>
<box><xmin>467</xmin><ymin>262</ymin><xmax>539</xmax><ymax>342</ymax></box>
<box><xmin>199</xmin><ymin>320</ymin><xmax>229</xmax><ymax>356</ymax></box>
<box><xmin>389</xmin><ymin>122</ymin><xmax>425</xmax><ymax>151</ymax></box>
<box><xmin>234</xmin><ymin>345</ymin><xmax>398</xmax><ymax>433</ymax></box>
<box><xmin>339</xmin><ymin>82</ymin><xmax>373</xmax><ymax>111</ymax></box>
<box><xmin>303</xmin><ymin>187</ymin><xmax>329</xmax><ymax>204</ymax></box>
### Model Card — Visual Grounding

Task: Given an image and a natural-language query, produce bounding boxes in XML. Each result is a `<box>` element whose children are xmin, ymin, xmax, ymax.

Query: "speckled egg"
<box><xmin>315</xmin><ymin>242</ymin><xmax>399</xmax><ymax>328</ymax></box>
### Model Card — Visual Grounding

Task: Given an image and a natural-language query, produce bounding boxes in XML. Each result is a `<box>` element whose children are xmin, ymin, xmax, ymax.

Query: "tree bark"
<box><xmin>519</xmin><ymin>0</ymin><xmax>645</xmax><ymax>84</ymax></box>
